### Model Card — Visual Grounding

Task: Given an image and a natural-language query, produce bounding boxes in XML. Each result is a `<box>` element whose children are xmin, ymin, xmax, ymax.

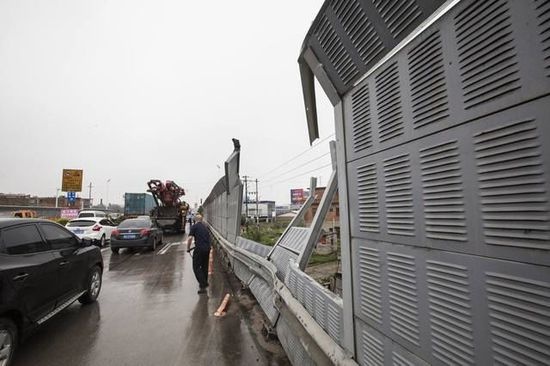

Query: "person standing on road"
<box><xmin>186</xmin><ymin>214</ymin><xmax>211</xmax><ymax>294</ymax></box>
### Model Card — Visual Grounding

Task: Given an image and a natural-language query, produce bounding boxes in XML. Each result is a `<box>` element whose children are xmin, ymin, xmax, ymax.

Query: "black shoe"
<box><xmin>197</xmin><ymin>288</ymin><xmax>207</xmax><ymax>294</ymax></box>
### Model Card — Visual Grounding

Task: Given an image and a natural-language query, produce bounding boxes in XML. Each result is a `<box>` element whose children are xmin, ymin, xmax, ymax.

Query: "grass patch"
<box><xmin>309</xmin><ymin>252</ymin><xmax>338</xmax><ymax>266</ymax></box>
<box><xmin>241</xmin><ymin>219</ymin><xmax>292</xmax><ymax>246</ymax></box>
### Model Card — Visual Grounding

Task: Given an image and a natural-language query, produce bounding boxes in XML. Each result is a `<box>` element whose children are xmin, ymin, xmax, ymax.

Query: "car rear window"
<box><xmin>79</xmin><ymin>213</ymin><xmax>94</xmax><ymax>218</ymax></box>
<box><xmin>67</xmin><ymin>220</ymin><xmax>96</xmax><ymax>227</ymax></box>
<box><xmin>118</xmin><ymin>219</ymin><xmax>150</xmax><ymax>228</ymax></box>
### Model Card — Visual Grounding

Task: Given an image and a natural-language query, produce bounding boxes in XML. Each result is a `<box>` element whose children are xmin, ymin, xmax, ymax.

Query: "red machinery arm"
<box><xmin>147</xmin><ymin>179</ymin><xmax>185</xmax><ymax>207</ymax></box>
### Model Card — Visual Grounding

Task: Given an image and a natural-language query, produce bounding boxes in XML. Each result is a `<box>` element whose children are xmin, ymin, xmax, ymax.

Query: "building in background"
<box><xmin>243</xmin><ymin>200</ymin><xmax>276</xmax><ymax>221</ymax></box>
<box><xmin>303</xmin><ymin>187</ymin><xmax>339</xmax><ymax>234</ymax></box>
<box><xmin>0</xmin><ymin>193</ymin><xmax>91</xmax><ymax>208</ymax></box>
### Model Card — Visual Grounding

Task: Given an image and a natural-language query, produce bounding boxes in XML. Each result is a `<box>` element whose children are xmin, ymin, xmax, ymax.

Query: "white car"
<box><xmin>66</xmin><ymin>217</ymin><xmax>116</xmax><ymax>247</ymax></box>
<box><xmin>78</xmin><ymin>210</ymin><xmax>107</xmax><ymax>218</ymax></box>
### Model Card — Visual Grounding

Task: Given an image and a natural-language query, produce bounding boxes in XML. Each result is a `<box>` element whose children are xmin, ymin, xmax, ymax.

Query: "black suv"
<box><xmin>0</xmin><ymin>219</ymin><xmax>103</xmax><ymax>366</ymax></box>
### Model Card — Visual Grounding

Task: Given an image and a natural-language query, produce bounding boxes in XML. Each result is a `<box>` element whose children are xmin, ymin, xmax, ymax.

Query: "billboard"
<box><xmin>60</xmin><ymin>208</ymin><xmax>79</xmax><ymax>219</ymax></box>
<box><xmin>62</xmin><ymin>169</ymin><xmax>83</xmax><ymax>192</ymax></box>
<box><xmin>290</xmin><ymin>188</ymin><xmax>305</xmax><ymax>205</ymax></box>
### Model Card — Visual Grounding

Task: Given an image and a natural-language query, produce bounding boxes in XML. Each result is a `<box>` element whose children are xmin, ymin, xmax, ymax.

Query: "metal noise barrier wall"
<box><xmin>235</xmin><ymin>236</ymin><xmax>271</xmax><ymax>258</ymax></box>
<box><xmin>203</xmin><ymin>139</ymin><xmax>242</xmax><ymax>244</ymax></box>
<box><xmin>203</xmin><ymin>141</ymin><xmax>356</xmax><ymax>365</ymax></box>
<box><xmin>285</xmin><ymin>262</ymin><xmax>344</xmax><ymax>347</ymax></box>
<box><xmin>300</xmin><ymin>0</ymin><xmax>550</xmax><ymax>364</ymax></box>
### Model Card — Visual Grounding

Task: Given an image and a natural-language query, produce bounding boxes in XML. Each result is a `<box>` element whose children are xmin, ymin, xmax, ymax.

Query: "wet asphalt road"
<box><xmin>12</xmin><ymin>230</ymin><xmax>276</xmax><ymax>366</ymax></box>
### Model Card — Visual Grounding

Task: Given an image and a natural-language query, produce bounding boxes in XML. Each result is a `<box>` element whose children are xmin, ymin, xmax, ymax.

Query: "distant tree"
<box><xmin>109</xmin><ymin>203</ymin><xmax>123</xmax><ymax>213</ymax></box>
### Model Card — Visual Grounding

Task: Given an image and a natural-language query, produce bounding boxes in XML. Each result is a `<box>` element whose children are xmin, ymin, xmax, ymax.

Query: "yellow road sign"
<box><xmin>62</xmin><ymin>169</ymin><xmax>83</xmax><ymax>192</ymax></box>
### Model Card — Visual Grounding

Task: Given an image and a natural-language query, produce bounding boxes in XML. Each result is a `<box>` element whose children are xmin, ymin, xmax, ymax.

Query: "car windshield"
<box><xmin>118</xmin><ymin>219</ymin><xmax>150</xmax><ymax>228</ymax></box>
<box><xmin>67</xmin><ymin>220</ymin><xmax>96</xmax><ymax>227</ymax></box>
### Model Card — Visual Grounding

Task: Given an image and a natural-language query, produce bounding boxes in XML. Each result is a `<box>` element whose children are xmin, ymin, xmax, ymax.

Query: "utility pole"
<box><xmin>243</xmin><ymin>175</ymin><xmax>249</xmax><ymax>218</ymax></box>
<box><xmin>255</xmin><ymin>179</ymin><xmax>259</xmax><ymax>224</ymax></box>
<box><xmin>88</xmin><ymin>182</ymin><xmax>93</xmax><ymax>208</ymax></box>
<box><xmin>55</xmin><ymin>188</ymin><xmax>60</xmax><ymax>208</ymax></box>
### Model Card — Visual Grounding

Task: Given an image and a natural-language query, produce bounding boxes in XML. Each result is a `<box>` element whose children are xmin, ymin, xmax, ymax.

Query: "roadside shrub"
<box><xmin>55</xmin><ymin>218</ymin><xmax>69</xmax><ymax>226</ymax></box>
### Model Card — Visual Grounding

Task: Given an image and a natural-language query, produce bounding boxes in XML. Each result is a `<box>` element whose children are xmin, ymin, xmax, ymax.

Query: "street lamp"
<box><xmin>55</xmin><ymin>188</ymin><xmax>60</xmax><ymax>208</ymax></box>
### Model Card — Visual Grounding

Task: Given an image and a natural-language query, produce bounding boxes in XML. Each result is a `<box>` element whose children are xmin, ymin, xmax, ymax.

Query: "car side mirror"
<box><xmin>81</xmin><ymin>238</ymin><xmax>93</xmax><ymax>247</ymax></box>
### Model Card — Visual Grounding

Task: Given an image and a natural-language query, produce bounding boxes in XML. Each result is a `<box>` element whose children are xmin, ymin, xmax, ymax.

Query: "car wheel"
<box><xmin>78</xmin><ymin>265</ymin><xmax>102</xmax><ymax>304</ymax></box>
<box><xmin>0</xmin><ymin>317</ymin><xmax>16</xmax><ymax>366</ymax></box>
<box><xmin>111</xmin><ymin>247</ymin><xmax>119</xmax><ymax>254</ymax></box>
<box><xmin>99</xmin><ymin>235</ymin><xmax>106</xmax><ymax>248</ymax></box>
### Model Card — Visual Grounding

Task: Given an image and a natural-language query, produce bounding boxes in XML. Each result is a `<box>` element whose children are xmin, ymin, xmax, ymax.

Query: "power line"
<box><xmin>257</xmin><ymin>133</ymin><xmax>334</xmax><ymax>179</ymax></box>
<box><xmin>262</xmin><ymin>152</ymin><xmax>331</xmax><ymax>184</ymax></box>
<box><xmin>268</xmin><ymin>162</ymin><xmax>333</xmax><ymax>186</ymax></box>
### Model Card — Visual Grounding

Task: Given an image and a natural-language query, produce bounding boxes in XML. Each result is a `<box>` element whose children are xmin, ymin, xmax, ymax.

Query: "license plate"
<box><xmin>123</xmin><ymin>234</ymin><xmax>136</xmax><ymax>239</ymax></box>
<box><xmin>74</xmin><ymin>229</ymin><xmax>84</xmax><ymax>234</ymax></box>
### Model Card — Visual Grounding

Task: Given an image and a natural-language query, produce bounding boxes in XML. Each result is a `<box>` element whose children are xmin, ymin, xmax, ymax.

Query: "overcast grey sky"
<box><xmin>0</xmin><ymin>0</ymin><xmax>334</xmax><ymax>207</ymax></box>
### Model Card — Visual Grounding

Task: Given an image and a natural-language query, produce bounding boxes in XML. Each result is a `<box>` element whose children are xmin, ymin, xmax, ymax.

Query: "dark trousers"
<box><xmin>192</xmin><ymin>248</ymin><xmax>210</xmax><ymax>288</ymax></box>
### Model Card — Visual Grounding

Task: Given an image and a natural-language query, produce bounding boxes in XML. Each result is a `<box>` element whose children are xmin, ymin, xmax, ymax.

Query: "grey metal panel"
<box><xmin>352</xmin><ymin>238</ymin><xmax>550</xmax><ymax>365</ymax></box>
<box><xmin>347</xmin><ymin>96</ymin><xmax>550</xmax><ymax>267</ymax></box>
<box><xmin>276</xmin><ymin>315</ymin><xmax>317</xmax><ymax>366</ymax></box>
<box><xmin>235</xmin><ymin>236</ymin><xmax>271</xmax><ymax>258</ymax></box>
<box><xmin>248</xmin><ymin>276</ymin><xmax>278</xmax><ymax>325</ymax></box>
<box><xmin>344</xmin><ymin>0</ymin><xmax>550</xmax><ymax>165</ymax></box>
<box><xmin>232</xmin><ymin>259</ymin><xmax>254</xmax><ymax>285</ymax></box>
<box><xmin>269</xmin><ymin>227</ymin><xmax>311</xmax><ymax>280</ymax></box>
<box><xmin>300</xmin><ymin>0</ymin><xmax>447</xmax><ymax>96</ymax></box>
<box><xmin>334</xmin><ymin>101</ymin><xmax>358</xmax><ymax>353</ymax></box>
<box><xmin>285</xmin><ymin>263</ymin><xmax>345</xmax><ymax>347</ymax></box>
<box><xmin>276</xmin><ymin>227</ymin><xmax>310</xmax><ymax>252</ymax></box>
<box><xmin>355</xmin><ymin>320</ymin><xmax>430</xmax><ymax>366</ymax></box>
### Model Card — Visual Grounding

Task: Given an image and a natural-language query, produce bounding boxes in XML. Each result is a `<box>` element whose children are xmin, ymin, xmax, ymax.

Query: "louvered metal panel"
<box><xmin>387</xmin><ymin>252</ymin><xmax>420</xmax><ymax>346</ymax></box>
<box><xmin>300</xmin><ymin>0</ymin><xmax>550</xmax><ymax>364</ymax></box>
<box><xmin>315</xmin><ymin>292</ymin><xmax>327</xmax><ymax>325</ymax></box>
<box><xmin>392</xmin><ymin>351</ymin><xmax>417</xmax><ymax>366</ymax></box>
<box><xmin>455</xmin><ymin>0</ymin><xmax>521</xmax><ymax>109</ymax></box>
<box><xmin>232</xmin><ymin>260</ymin><xmax>254</xmax><ymax>285</ymax></box>
<box><xmin>357</xmin><ymin>162</ymin><xmax>379</xmax><ymax>232</ymax></box>
<box><xmin>315</xmin><ymin>15</ymin><xmax>359</xmax><ymax>85</ymax></box>
<box><xmin>360</xmin><ymin>328</ymin><xmax>385</xmax><ymax>366</ymax></box>
<box><xmin>373</xmin><ymin>0</ymin><xmax>422</xmax><ymax>37</ymax></box>
<box><xmin>285</xmin><ymin>263</ymin><xmax>345</xmax><ymax>346</ymax></box>
<box><xmin>358</xmin><ymin>246</ymin><xmax>383</xmax><ymax>324</ymax></box>
<box><xmin>248</xmin><ymin>276</ymin><xmax>278</xmax><ymax>324</ymax></box>
<box><xmin>304</xmin><ymin>283</ymin><xmax>315</xmax><ymax>313</ymax></box>
<box><xmin>427</xmin><ymin>261</ymin><xmax>475</xmax><ymax>365</ymax></box>
<box><xmin>276</xmin><ymin>316</ymin><xmax>317</xmax><ymax>366</ymax></box>
<box><xmin>332</xmin><ymin>0</ymin><xmax>385</xmax><ymax>65</ymax></box>
<box><xmin>235</xmin><ymin>236</ymin><xmax>271</xmax><ymax>258</ymax></box>
<box><xmin>269</xmin><ymin>227</ymin><xmax>311</xmax><ymax>280</ymax></box>
<box><xmin>384</xmin><ymin>153</ymin><xmax>414</xmax><ymax>236</ymax></box>
<box><xmin>420</xmin><ymin>140</ymin><xmax>466</xmax><ymax>242</ymax></box>
<box><xmin>301</xmin><ymin>0</ymin><xmax>447</xmax><ymax>95</ymax></box>
<box><xmin>535</xmin><ymin>0</ymin><xmax>550</xmax><ymax>76</ymax></box>
<box><xmin>276</xmin><ymin>227</ymin><xmax>310</xmax><ymax>251</ymax></box>
<box><xmin>375</xmin><ymin>62</ymin><xmax>404</xmax><ymax>142</ymax></box>
<box><xmin>474</xmin><ymin>119</ymin><xmax>550</xmax><ymax>249</ymax></box>
<box><xmin>351</xmin><ymin>83</ymin><xmax>373</xmax><ymax>153</ymax></box>
<box><xmin>327</xmin><ymin>301</ymin><xmax>342</xmax><ymax>343</ymax></box>
<box><xmin>486</xmin><ymin>272</ymin><xmax>550</xmax><ymax>365</ymax></box>
<box><xmin>408</xmin><ymin>31</ymin><xmax>449</xmax><ymax>128</ymax></box>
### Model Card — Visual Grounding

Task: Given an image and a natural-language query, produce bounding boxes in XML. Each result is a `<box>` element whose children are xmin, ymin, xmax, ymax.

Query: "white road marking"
<box><xmin>157</xmin><ymin>241</ymin><xmax>180</xmax><ymax>255</ymax></box>
<box><xmin>101</xmin><ymin>247</ymin><xmax>110</xmax><ymax>253</ymax></box>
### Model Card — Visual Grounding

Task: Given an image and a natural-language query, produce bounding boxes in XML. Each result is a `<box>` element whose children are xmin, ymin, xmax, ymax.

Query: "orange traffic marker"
<box><xmin>208</xmin><ymin>248</ymin><xmax>214</xmax><ymax>275</ymax></box>
<box><xmin>214</xmin><ymin>293</ymin><xmax>231</xmax><ymax>317</ymax></box>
